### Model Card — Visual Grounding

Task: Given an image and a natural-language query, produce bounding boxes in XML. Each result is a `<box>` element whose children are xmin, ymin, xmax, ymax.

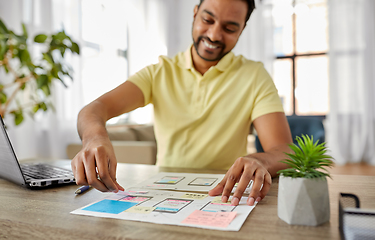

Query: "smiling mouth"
<box><xmin>202</xmin><ymin>39</ymin><xmax>220</xmax><ymax>50</ymax></box>
<box><xmin>193</xmin><ymin>36</ymin><xmax>227</xmax><ymax>61</ymax></box>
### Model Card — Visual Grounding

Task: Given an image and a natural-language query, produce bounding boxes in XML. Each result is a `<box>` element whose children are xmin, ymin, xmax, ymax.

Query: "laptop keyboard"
<box><xmin>21</xmin><ymin>163</ymin><xmax>73</xmax><ymax>180</ymax></box>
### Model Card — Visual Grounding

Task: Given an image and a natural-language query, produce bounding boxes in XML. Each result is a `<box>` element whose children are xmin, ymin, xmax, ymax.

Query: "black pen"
<box><xmin>75</xmin><ymin>185</ymin><xmax>91</xmax><ymax>194</ymax></box>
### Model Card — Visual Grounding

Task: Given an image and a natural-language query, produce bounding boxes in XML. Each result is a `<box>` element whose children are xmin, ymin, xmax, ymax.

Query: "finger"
<box><xmin>231</xmin><ymin>165</ymin><xmax>254</xmax><ymax>206</ymax></box>
<box><xmin>258</xmin><ymin>173</ymin><xmax>272</xmax><ymax>200</ymax></box>
<box><xmin>107</xmin><ymin>152</ymin><xmax>124</xmax><ymax>191</ymax></box>
<box><xmin>208</xmin><ymin>177</ymin><xmax>226</xmax><ymax>196</ymax></box>
<box><xmin>114</xmin><ymin>181</ymin><xmax>124</xmax><ymax>191</ymax></box>
<box><xmin>221</xmin><ymin>160</ymin><xmax>244</xmax><ymax>203</ymax></box>
<box><xmin>95</xmin><ymin>146</ymin><xmax>118</xmax><ymax>192</ymax></box>
<box><xmin>83</xmin><ymin>150</ymin><xmax>109</xmax><ymax>192</ymax></box>
<box><xmin>209</xmin><ymin>165</ymin><xmax>235</xmax><ymax>197</ymax></box>
<box><xmin>71</xmin><ymin>159</ymin><xmax>76</xmax><ymax>174</ymax></box>
<box><xmin>71</xmin><ymin>157</ymin><xmax>77</xmax><ymax>182</ymax></box>
<box><xmin>247</xmin><ymin>170</ymin><xmax>265</xmax><ymax>206</ymax></box>
<box><xmin>73</xmin><ymin>157</ymin><xmax>89</xmax><ymax>186</ymax></box>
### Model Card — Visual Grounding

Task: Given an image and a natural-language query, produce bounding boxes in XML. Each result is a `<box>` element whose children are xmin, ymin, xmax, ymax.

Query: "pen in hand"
<box><xmin>75</xmin><ymin>185</ymin><xmax>91</xmax><ymax>194</ymax></box>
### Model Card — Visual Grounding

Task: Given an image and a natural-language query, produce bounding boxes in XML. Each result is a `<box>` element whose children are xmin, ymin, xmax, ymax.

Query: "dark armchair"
<box><xmin>255</xmin><ymin>115</ymin><xmax>325</xmax><ymax>153</ymax></box>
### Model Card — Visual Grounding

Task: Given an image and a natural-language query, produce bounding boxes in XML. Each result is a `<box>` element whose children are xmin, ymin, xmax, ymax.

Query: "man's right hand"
<box><xmin>71</xmin><ymin>136</ymin><xmax>124</xmax><ymax>192</ymax></box>
<box><xmin>72</xmin><ymin>81</ymin><xmax>144</xmax><ymax>192</ymax></box>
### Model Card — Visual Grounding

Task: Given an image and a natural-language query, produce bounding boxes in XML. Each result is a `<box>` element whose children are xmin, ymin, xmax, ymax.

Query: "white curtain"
<box><xmin>326</xmin><ymin>0</ymin><xmax>375</xmax><ymax>165</ymax></box>
<box><xmin>233</xmin><ymin>0</ymin><xmax>275</xmax><ymax>73</ymax></box>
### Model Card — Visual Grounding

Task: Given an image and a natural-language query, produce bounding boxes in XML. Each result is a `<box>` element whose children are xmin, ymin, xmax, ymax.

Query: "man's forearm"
<box><xmin>77</xmin><ymin>100</ymin><xmax>110</xmax><ymax>144</ymax></box>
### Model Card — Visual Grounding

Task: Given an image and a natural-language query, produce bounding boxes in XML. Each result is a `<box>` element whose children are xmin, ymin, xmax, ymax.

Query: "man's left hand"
<box><xmin>208</xmin><ymin>156</ymin><xmax>272</xmax><ymax>206</ymax></box>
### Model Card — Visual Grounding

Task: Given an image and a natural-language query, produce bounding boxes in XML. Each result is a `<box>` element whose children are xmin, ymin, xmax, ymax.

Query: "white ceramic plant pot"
<box><xmin>278</xmin><ymin>175</ymin><xmax>330</xmax><ymax>226</ymax></box>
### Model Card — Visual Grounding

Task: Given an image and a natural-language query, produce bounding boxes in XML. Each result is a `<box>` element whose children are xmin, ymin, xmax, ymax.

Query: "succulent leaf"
<box><xmin>277</xmin><ymin>134</ymin><xmax>334</xmax><ymax>179</ymax></box>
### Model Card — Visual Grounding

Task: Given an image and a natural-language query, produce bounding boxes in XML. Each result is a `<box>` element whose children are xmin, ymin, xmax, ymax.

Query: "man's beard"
<box><xmin>193</xmin><ymin>36</ymin><xmax>228</xmax><ymax>62</ymax></box>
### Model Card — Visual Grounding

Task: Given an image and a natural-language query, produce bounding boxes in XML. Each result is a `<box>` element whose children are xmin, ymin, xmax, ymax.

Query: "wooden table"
<box><xmin>1</xmin><ymin>160</ymin><xmax>375</xmax><ymax>240</ymax></box>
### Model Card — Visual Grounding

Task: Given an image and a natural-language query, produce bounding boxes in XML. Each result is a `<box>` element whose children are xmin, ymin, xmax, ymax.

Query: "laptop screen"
<box><xmin>0</xmin><ymin>116</ymin><xmax>27</xmax><ymax>186</ymax></box>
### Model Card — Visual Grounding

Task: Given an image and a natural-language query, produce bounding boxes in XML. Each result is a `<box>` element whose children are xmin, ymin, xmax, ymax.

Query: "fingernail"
<box><xmin>222</xmin><ymin>195</ymin><xmax>228</xmax><ymax>203</ymax></box>
<box><xmin>248</xmin><ymin>197</ymin><xmax>255</xmax><ymax>206</ymax></box>
<box><xmin>231</xmin><ymin>197</ymin><xmax>239</xmax><ymax>206</ymax></box>
<box><xmin>255</xmin><ymin>197</ymin><xmax>262</xmax><ymax>203</ymax></box>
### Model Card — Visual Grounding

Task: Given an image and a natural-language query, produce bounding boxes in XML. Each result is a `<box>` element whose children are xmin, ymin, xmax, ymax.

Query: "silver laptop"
<box><xmin>0</xmin><ymin>115</ymin><xmax>75</xmax><ymax>188</ymax></box>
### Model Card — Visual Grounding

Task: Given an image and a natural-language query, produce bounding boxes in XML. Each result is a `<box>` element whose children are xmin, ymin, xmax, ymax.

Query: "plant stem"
<box><xmin>1</xmin><ymin>74</ymin><xmax>31</xmax><ymax>90</ymax></box>
<box><xmin>0</xmin><ymin>47</ymin><xmax>33</xmax><ymax>116</ymax></box>
<box><xmin>5</xmin><ymin>101</ymin><xmax>39</xmax><ymax>115</ymax></box>
<box><xmin>1</xmin><ymin>81</ymin><xmax>22</xmax><ymax>115</ymax></box>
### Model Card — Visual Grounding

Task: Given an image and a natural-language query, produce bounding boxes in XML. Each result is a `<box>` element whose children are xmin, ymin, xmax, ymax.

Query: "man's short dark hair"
<box><xmin>197</xmin><ymin>0</ymin><xmax>256</xmax><ymax>24</ymax></box>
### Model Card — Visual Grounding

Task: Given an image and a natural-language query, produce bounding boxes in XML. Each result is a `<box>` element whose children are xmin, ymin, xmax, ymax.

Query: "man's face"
<box><xmin>192</xmin><ymin>0</ymin><xmax>247</xmax><ymax>62</ymax></box>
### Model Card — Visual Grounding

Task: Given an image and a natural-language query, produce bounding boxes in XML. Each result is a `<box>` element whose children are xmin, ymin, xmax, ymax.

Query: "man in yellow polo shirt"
<box><xmin>71</xmin><ymin>0</ymin><xmax>292</xmax><ymax>207</ymax></box>
<box><xmin>127</xmin><ymin>49</ymin><xmax>284</xmax><ymax>171</ymax></box>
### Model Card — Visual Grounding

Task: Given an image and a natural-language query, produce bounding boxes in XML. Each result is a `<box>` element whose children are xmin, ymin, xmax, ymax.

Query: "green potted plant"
<box><xmin>0</xmin><ymin>18</ymin><xmax>79</xmax><ymax>125</ymax></box>
<box><xmin>277</xmin><ymin>134</ymin><xmax>334</xmax><ymax>226</ymax></box>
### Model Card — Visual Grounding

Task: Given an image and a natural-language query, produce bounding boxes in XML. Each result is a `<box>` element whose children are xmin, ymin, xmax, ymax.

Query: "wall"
<box><xmin>166</xmin><ymin>0</ymin><xmax>199</xmax><ymax>57</ymax></box>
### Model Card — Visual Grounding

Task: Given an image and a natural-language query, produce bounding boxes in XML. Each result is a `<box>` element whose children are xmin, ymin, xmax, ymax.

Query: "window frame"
<box><xmin>274</xmin><ymin>0</ymin><xmax>328</xmax><ymax>117</ymax></box>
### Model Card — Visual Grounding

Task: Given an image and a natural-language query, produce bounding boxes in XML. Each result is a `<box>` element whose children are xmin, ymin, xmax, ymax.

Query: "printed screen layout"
<box><xmin>154</xmin><ymin>176</ymin><xmax>185</xmax><ymax>185</ymax></box>
<box><xmin>200</xmin><ymin>202</ymin><xmax>236</xmax><ymax>213</ymax></box>
<box><xmin>153</xmin><ymin>198</ymin><xmax>193</xmax><ymax>213</ymax></box>
<box><xmin>188</xmin><ymin>177</ymin><xmax>218</xmax><ymax>186</ymax></box>
<box><xmin>118</xmin><ymin>195</ymin><xmax>153</xmax><ymax>204</ymax></box>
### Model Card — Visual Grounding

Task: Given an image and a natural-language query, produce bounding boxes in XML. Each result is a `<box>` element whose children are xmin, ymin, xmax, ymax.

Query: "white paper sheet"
<box><xmin>71</xmin><ymin>189</ymin><xmax>256</xmax><ymax>231</ymax></box>
<box><xmin>127</xmin><ymin>172</ymin><xmax>252</xmax><ymax>194</ymax></box>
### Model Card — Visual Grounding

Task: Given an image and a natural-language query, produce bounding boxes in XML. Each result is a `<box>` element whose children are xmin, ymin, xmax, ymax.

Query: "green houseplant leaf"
<box><xmin>22</xmin><ymin>23</ymin><xmax>28</xmax><ymax>38</ymax></box>
<box><xmin>277</xmin><ymin>134</ymin><xmax>334</xmax><ymax>179</ymax></box>
<box><xmin>0</xmin><ymin>18</ymin><xmax>80</xmax><ymax>126</ymax></box>
<box><xmin>10</xmin><ymin>110</ymin><xmax>24</xmax><ymax>126</ymax></box>
<box><xmin>71</xmin><ymin>42</ymin><xmax>80</xmax><ymax>54</ymax></box>
<box><xmin>0</xmin><ymin>91</ymin><xmax>7</xmax><ymax>104</ymax></box>
<box><xmin>0</xmin><ymin>19</ymin><xmax>9</xmax><ymax>34</ymax></box>
<box><xmin>34</xmin><ymin>34</ymin><xmax>48</xmax><ymax>43</ymax></box>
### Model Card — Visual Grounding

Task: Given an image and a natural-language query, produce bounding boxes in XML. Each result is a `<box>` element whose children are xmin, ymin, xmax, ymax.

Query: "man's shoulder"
<box><xmin>232</xmin><ymin>54</ymin><xmax>264</xmax><ymax>69</ymax></box>
<box><xmin>225</xmin><ymin>54</ymin><xmax>268</xmax><ymax>78</ymax></box>
<box><xmin>153</xmin><ymin>51</ymin><xmax>186</xmax><ymax>69</ymax></box>
<box><xmin>139</xmin><ymin>51</ymin><xmax>186</xmax><ymax>78</ymax></box>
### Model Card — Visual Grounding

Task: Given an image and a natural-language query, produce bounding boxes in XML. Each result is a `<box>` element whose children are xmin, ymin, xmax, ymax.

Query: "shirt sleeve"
<box><xmin>127</xmin><ymin>65</ymin><xmax>154</xmax><ymax>106</ymax></box>
<box><xmin>250</xmin><ymin>63</ymin><xmax>284</xmax><ymax>122</ymax></box>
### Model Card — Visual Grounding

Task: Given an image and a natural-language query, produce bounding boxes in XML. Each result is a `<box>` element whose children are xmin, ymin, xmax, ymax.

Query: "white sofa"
<box><xmin>66</xmin><ymin>124</ymin><xmax>157</xmax><ymax>165</ymax></box>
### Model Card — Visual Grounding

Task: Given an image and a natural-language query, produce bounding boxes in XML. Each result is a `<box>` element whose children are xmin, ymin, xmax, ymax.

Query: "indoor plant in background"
<box><xmin>277</xmin><ymin>134</ymin><xmax>334</xmax><ymax>226</ymax></box>
<box><xmin>0</xmin><ymin>19</ymin><xmax>79</xmax><ymax>125</ymax></box>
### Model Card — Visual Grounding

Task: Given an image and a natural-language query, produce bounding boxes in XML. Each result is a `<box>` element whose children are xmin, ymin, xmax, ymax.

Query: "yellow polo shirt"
<box><xmin>127</xmin><ymin>46</ymin><xmax>284</xmax><ymax>170</ymax></box>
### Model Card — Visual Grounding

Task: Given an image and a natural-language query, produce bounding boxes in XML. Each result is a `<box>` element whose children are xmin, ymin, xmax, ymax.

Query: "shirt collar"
<box><xmin>183</xmin><ymin>44</ymin><xmax>234</xmax><ymax>72</ymax></box>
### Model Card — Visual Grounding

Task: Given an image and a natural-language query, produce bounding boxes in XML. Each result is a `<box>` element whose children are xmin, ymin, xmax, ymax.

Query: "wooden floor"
<box><xmin>329</xmin><ymin>162</ymin><xmax>375</xmax><ymax>176</ymax></box>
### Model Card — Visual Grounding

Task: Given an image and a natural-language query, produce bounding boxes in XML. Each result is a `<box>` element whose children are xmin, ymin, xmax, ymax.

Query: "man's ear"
<box><xmin>194</xmin><ymin>5</ymin><xmax>198</xmax><ymax>19</ymax></box>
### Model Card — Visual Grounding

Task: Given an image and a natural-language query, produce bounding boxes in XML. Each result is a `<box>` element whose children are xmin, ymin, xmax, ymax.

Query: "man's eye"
<box><xmin>203</xmin><ymin>18</ymin><xmax>212</xmax><ymax>24</ymax></box>
<box><xmin>225</xmin><ymin>28</ymin><xmax>236</xmax><ymax>33</ymax></box>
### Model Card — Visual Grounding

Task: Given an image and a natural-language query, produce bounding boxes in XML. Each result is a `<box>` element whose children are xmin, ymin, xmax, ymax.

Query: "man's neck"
<box><xmin>191</xmin><ymin>47</ymin><xmax>219</xmax><ymax>75</ymax></box>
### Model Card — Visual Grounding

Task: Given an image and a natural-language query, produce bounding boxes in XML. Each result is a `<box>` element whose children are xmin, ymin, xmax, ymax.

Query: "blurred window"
<box><xmin>80</xmin><ymin>0</ymin><xmax>129</xmax><ymax>124</ymax></box>
<box><xmin>271</xmin><ymin>0</ymin><xmax>329</xmax><ymax>116</ymax></box>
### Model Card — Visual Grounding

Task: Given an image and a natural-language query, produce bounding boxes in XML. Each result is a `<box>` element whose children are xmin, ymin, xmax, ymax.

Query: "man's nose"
<box><xmin>207</xmin><ymin>24</ymin><xmax>223</xmax><ymax>43</ymax></box>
